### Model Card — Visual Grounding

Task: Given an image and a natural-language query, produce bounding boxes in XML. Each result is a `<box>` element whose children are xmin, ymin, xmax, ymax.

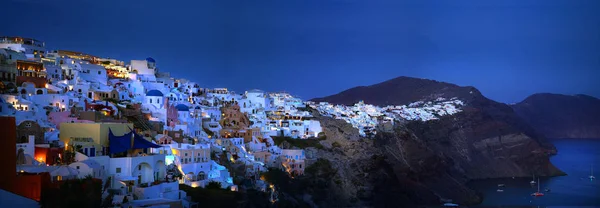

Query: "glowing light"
<box><xmin>20</xmin><ymin>170</ymin><xmax>24</xmax><ymax>173</ymax></box>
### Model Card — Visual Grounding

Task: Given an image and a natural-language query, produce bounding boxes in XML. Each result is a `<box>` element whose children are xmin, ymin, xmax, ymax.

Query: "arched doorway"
<box><xmin>155</xmin><ymin>160</ymin><xmax>166</xmax><ymax>181</ymax></box>
<box><xmin>186</xmin><ymin>172</ymin><xmax>196</xmax><ymax>181</ymax></box>
<box><xmin>36</xmin><ymin>89</ymin><xmax>43</xmax><ymax>94</ymax></box>
<box><xmin>6</xmin><ymin>83</ymin><xmax>16</xmax><ymax>91</ymax></box>
<box><xmin>197</xmin><ymin>171</ymin><xmax>206</xmax><ymax>181</ymax></box>
<box><xmin>16</xmin><ymin>148</ymin><xmax>26</xmax><ymax>165</ymax></box>
<box><xmin>132</xmin><ymin>162</ymin><xmax>153</xmax><ymax>184</ymax></box>
<box><xmin>21</xmin><ymin>89</ymin><xmax>27</xmax><ymax>94</ymax></box>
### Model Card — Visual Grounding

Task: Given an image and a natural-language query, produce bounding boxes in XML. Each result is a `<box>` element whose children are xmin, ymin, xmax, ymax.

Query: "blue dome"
<box><xmin>175</xmin><ymin>104</ymin><xmax>189</xmax><ymax>111</ymax></box>
<box><xmin>146</xmin><ymin>57</ymin><xmax>156</xmax><ymax>63</ymax></box>
<box><xmin>146</xmin><ymin>90</ymin><xmax>163</xmax><ymax>97</ymax></box>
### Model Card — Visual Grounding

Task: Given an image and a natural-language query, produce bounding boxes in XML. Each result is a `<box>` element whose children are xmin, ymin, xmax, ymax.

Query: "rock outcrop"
<box><xmin>512</xmin><ymin>93</ymin><xmax>600</xmax><ymax>139</ymax></box>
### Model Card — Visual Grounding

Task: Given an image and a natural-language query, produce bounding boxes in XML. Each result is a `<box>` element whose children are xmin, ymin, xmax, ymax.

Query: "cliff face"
<box><xmin>298</xmin><ymin>76</ymin><xmax>563</xmax><ymax>207</ymax></box>
<box><xmin>303</xmin><ymin>112</ymin><xmax>467</xmax><ymax>207</ymax></box>
<box><xmin>300</xmin><ymin>108</ymin><xmax>562</xmax><ymax>207</ymax></box>
<box><xmin>512</xmin><ymin>93</ymin><xmax>600</xmax><ymax>139</ymax></box>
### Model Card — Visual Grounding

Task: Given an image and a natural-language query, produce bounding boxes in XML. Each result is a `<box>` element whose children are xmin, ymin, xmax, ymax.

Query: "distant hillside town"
<box><xmin>0</xmin><ymin>36</ymin><xmax>465</xmax><ymax>207</ymax></box>
<box><xmin>310</xmin><ymin>98</ymin><xmax>464</xmax><ymax>137</ymax></box>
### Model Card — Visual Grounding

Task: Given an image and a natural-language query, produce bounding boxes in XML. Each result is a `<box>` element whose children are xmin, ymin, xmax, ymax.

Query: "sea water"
<box><xmin>468</xmin><ymin>138</ymin><xmax>600</xmax><ymax>208</ymax></box>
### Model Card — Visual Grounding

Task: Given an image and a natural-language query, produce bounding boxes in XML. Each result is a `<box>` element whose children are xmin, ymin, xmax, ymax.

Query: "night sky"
<box><xmin>2</xmin><ymin>0</ymin><xmax>599</xmax><ymax>103</ymax></box>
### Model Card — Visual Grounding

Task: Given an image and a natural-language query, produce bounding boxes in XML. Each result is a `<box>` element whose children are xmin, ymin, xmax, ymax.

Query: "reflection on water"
<box><xmin>468</xmin><ymin>139</ymin><xmax>600</xmax><ymax>207</ymax></box>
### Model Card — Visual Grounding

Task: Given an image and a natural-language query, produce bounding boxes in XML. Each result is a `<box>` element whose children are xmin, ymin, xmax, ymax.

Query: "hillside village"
<box><xmin>310</xmin><ymin>98</ymin><xmax>465</xmax><ymax>137</ymax></box>
<box><xmin>0</xmin><ymin>36</ymin><xmax>464</xmax><ymax>207</ymax></box>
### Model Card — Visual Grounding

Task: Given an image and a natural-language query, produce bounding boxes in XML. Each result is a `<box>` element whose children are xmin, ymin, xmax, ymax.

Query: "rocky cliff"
<box><xmin>293</xmin><ymin>76</ymin><xmax>564</xmax><ymax>207</ymax></box>
<box><xmin>295</xmin><ymin>108</ymin><xmax>563</xmax><ymax>207</ymax></box>
<box><xmin>512</xmin><ymin>93</ymin><xmax>600</xmax><ymax>139</ymax></box>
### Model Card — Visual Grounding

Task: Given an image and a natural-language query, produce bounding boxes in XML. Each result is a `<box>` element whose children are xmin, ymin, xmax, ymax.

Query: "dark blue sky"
<box><xmin>2</xmin><ymin>0</ymin><xmax>599</xmax><ymax>103</ymax></box>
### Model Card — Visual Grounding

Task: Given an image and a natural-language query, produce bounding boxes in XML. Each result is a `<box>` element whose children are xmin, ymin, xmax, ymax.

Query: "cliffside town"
<box><xmin>310</xmin><ymin>97</ymin><xmax>465</xmax><ymax>137</ymax></box>
<box><xmin>0</xmin><ymin>37</ymin><xmax>323</xmax><ymax>207</ymax></box>
<box><xmin>0</xmin><ymin>37</ymin><xmax>566</xmax><ymax>207</ymax></box>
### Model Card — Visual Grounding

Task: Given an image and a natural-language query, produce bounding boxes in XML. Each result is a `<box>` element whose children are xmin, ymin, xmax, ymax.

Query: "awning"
<box><xmin>132</xmin><ymin>132</ymin><xmax>162</xmax><ymax>149</ymax></box>
<box><xmin>109</xmin><ymin>128</ymin><xmax>133</xmax><ymax>154</ymax></box>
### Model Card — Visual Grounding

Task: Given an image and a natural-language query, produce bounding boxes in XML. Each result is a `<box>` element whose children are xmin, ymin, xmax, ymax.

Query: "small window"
<box><xmin>97</xmin><ymin>71</ymin><xmax>101</xmax><ymax>75</ymax></box>
<box><xmin>116</xmin><ymin>168</ymin><xmax>121</xmax><ymax>173</ymax></box>
<box><xmin>76</xmin><ymin>166</ymin><xmax>80</xmax><ymax>170</ymax></box>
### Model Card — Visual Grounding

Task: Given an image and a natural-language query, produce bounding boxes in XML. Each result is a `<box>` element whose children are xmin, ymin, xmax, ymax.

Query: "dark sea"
<box><xmin>468</xmin><ymin>138</ymin><xmax>600</xmax><ymax>208</ymax></box>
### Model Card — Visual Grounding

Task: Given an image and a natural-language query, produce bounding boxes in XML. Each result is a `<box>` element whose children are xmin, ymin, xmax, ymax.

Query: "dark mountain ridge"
<box><xmin>512</xmin><ymin>93</ymin><xmax>600</xmax><ymax>139</ymax></box>
<box><xmin>312</xmin><ymin>76</ymin><xmax>482</xmax><ymax>106</ymax></box>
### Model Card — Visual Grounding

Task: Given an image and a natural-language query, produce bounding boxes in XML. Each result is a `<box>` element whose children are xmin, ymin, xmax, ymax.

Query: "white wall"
<box><xmin>282</xmin><ymin>149</ymin><xmax>305</xmax><ymax>161</ymax></box>
<box><xmin>180</xmin><ymin>162</ymin><xmax>211</xmax><ymax>177</ymax></box>
<box><xmin>69</xmin><ymin>161</ymin><xmax>103</xmax><ymax>179</ymax></box>
<box><xmin>16</xmin><ymin>136</ymin><xmax>35</xmax><ymax>157</ymax></box>
<box><xmin>45</xmin><ymin>64</ymin><xmax>62</xmax><ymax>80</ymax></box>
<box><xmin>131</xmin><ymin>60</ymin><xmax>155</xmax><ymax>75</ymax></box>
<box><xmin>29</xmin><ymin>94</ymin><xmax>69</xmax><ymax>110</ymax></box>
<box><xmin>0</xmin><ymin>43</ymin><xmax>45</xmax><ymax>55</ymax></box>
<box><xmin>79</xmin><ymin>64</ymin><xmax>108</xmax><ymax>85</ymax></box>
<box><xmin>133</xmin><ymin>181</ymin><xmax>180</xmax><ymax>200</ymax></box>
<box><xmin>104</xmin><ymin>154</ymin><xmax>166</xmax><ymax>187</ymax></box>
